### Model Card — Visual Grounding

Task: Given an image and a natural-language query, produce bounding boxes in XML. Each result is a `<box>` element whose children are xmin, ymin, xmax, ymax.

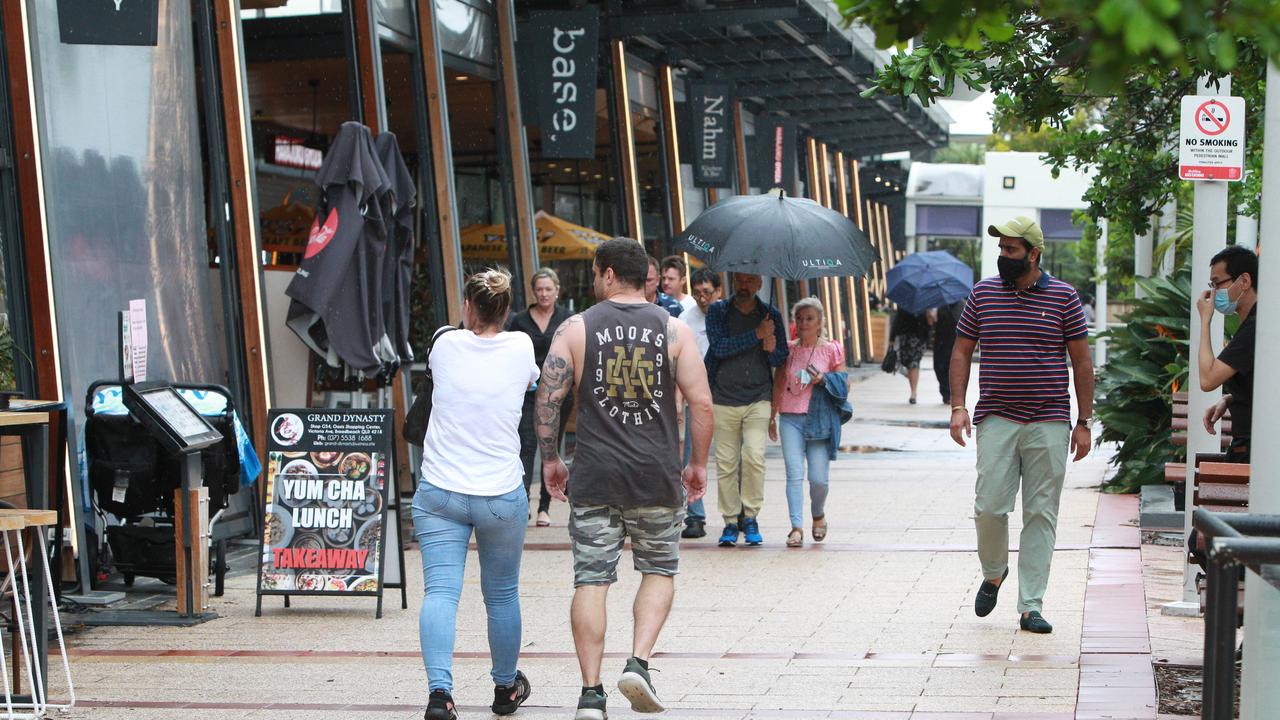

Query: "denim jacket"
<box><xmin>803</xmin><ymin>370</ymin><xmax>851</xmax><ymax>460</ymax></box>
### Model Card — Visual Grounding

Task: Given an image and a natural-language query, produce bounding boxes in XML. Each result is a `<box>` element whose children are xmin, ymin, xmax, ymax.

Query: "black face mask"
<box><xmin>997</xmin><ymin>255</ymin><xmax>1031</xmax><ymax>284</ymax></box>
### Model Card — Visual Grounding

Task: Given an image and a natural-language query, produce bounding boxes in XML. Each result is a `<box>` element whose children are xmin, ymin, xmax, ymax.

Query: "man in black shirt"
<box><xmin>1197</xmin><ymin>245</ymin><xmax>1257</xmax><ymax>462</ymax></box>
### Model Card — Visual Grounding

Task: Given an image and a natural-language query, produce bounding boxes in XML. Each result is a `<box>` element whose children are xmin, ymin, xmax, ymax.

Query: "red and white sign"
<box><xmin>269</xmin><ymin>135</ymin><xmax>324</xmax><ymax>171</ymax></box>
<box><xmin>1179</xmin><ymin>96</ymin><xmax>1245</xmax><ymax>181</ymax></box>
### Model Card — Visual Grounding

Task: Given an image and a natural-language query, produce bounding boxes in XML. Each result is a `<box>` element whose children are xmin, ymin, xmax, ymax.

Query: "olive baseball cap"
<box><xmin>987</xmin><ymin>216</ymin><xmax>1045</xmax><ymax>251</ymax></box>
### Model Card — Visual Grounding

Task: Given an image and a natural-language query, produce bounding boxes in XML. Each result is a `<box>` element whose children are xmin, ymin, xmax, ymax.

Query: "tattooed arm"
<box><xmin>535</xmin><ymin>315</ymin><xmax>583</xmax><ymax>501</ymax></box>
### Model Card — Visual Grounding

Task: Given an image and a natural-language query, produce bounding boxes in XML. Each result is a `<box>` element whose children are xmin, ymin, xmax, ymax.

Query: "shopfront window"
<box><xmin>26</xmin><ymin>0</ymin><xmax>231</xmax><ymax>421</ymax></box>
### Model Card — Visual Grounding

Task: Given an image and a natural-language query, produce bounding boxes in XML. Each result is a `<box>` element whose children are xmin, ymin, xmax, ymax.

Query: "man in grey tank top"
<box><xmin>535</xmin><ymin>238</ymin><xmax>714</xmax><ymax>720</ymax></box>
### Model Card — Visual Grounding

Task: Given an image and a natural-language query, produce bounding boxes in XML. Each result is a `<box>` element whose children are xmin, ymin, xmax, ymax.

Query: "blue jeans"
<box><xmin>778</xmin><ymin>413</ymin><xmax>831</xmax><ymax>529</ymax></box>
<box><xmin>412</xmin><ymin>482</ymin><xmax>528</xmax><ymax>692</ymax></box>
<box><xmin>682</xmin><ymin>405</ymin><xmax>705</xmax><ymax>521</ymax></box>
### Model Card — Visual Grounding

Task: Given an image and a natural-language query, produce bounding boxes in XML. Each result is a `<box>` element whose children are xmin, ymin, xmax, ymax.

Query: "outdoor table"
<box><xmin>0</xmin><ymin>413</ymin><xmax>74</xmax><ymax>718</ymax></box>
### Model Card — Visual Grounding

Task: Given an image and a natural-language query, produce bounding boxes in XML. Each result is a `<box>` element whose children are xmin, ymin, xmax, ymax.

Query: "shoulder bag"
<box><xmin>401</xmin><ymin>326</ymin><xmax>458</xmax><ymax>445</ymax></box>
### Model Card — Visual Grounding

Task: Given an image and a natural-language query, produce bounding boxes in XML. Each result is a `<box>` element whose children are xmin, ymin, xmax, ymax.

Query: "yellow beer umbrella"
<box><xmin>461</xmin><ymin>211</ymin><xmax>610</xmax><ymax>262</ymax></box>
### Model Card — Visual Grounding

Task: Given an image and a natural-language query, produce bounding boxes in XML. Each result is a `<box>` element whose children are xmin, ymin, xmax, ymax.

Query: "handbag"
<box><xmin>401</xmin><ymin>326</ymin><xmax>458</xmax><ymax>445</ymax></box>
<box><xmin>880</xmin><ymin>346</ymin><xmax>899</xmax><ymax>374</ymax></box>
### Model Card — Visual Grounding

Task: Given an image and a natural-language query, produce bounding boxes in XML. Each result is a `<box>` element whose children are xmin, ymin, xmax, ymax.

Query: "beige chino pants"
<box><xmin>974</xmin><ymin>416</ymin><xmax>1070</xmax><ymax>614</ymax></box>
<box><xmin>713</xmin><ymin>400</ymin><xmax>771</xmax><ymax>524</ymax></box>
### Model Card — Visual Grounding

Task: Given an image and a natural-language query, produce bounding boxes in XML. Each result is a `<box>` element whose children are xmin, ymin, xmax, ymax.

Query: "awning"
<box><xmin>613</xmin><ymin>0</ymin><xmax>951</xmax><ymax>157</ymax></box>
<box><xmin>461</xmin><ymin>210</ymin><xmax>611</xmax><ymax>262</ymax></box>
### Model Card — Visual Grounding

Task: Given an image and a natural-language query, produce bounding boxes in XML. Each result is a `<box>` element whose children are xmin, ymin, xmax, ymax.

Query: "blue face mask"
<box><xmin>1214</xmin><ymin>282</ymin><xmax>1239</xmax><ymax>315</ymax></box>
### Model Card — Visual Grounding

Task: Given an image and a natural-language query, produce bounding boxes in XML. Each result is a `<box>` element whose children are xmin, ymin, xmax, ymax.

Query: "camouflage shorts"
<box><xmin>568</xmin><ymin>504</ymin><xmax>685</xmax><ymax>586</ymax></box>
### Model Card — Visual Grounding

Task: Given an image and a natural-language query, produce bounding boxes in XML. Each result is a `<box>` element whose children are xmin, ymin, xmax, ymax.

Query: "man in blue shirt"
<box><xmin>704</xmin><ymin>273</ymin><xmax>788</xmax><ymax>546</ymax></box>
<box><xmin>645</xmin><ymin>256</ymin><xmax>683</xmax><ymax>317</ymax></box>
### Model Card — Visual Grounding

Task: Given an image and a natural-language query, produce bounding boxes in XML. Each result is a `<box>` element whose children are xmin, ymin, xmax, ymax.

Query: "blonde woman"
<box><xmin>769</xmin><ymin>297</ymin><xmax>850</xmax><ymax>547</ymax></box>
<box><xmin>415</xmin><ymin>269</ymin><xmax>538</xmax><ymax>719</ymax></box>
<box><xmin>505</xmin><ymin>267</ymin><xmax>574</xmax><ymax>526</ymax></box>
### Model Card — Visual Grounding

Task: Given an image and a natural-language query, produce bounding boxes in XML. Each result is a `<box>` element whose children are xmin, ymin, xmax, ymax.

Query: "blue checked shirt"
<box><xmin>703</xmin><ymin>297</ymin><xmax>789</xmax><ymax>385</ymax></box>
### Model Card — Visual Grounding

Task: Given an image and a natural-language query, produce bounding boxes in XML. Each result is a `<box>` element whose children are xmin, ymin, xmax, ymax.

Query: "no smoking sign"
<box><xmin>1179</xmin><ymin>95</ymin><xmax>1245</xmax><ymax>181</ymax></box>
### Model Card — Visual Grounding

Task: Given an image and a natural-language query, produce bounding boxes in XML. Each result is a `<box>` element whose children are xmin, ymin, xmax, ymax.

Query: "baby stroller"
<box><xmin>83</xmin><ymin>381</ymin><xmax>247</xmax><ymax>595</ymax></box>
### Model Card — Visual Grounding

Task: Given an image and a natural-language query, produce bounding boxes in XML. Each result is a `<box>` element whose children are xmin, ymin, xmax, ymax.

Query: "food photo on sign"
<box><xmin>260</xmin><ymin>449</ymin><xmax>385</xmax><ymax>593</ymax></box>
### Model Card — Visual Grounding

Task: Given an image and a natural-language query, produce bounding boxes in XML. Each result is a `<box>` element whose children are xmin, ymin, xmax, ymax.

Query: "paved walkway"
<box><xmin>46</xmin><ymin>360</ymin><xmax>1203</xmax><ymax>719</ymax></box>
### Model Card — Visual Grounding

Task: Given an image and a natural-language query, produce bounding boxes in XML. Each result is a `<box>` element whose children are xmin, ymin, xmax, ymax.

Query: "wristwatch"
<box><xmin>1077</xmin><ymin>417</ymin><xmax>1092</xmax><ymax>428</ymax></box>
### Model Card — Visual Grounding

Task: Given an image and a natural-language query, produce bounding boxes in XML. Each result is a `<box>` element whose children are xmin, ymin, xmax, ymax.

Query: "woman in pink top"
<box><xmin>768</xmin><ymin>298</ymin><xmax>845</xmax><ymax>547</ymax></box>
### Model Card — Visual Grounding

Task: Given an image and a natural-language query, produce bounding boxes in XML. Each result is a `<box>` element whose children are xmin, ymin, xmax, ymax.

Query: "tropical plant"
<box><xmin>1094</xmin><ymin>271</ymin><xmax>1191</xmax><ymax>492</ymax></box>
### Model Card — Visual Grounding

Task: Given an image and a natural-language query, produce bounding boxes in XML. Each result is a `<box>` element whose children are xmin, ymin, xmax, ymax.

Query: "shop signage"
<box><xmin>1178</xmin><ymin>95</ymin><xmax>1245</xmax><ymax>181</ymax></box>
<box><xmin>527</xmin><ymin>9</ymin><xmax>600</xmax><ymax>159</ymax></box>
<box><xmin>57</xmin><ymin>0</ymin><xmax>159</xmax><ymax>46</ymax></box>
<box><xmin>128</xmin><ymin>299</ymin><xmax>148</xmax><ymax>382</ymax></box>
<box><xmin>267</xmin><ymin>135</ymin><xmax>324</xmax><ymax>171</ymax></box>
<box><xmin>255</xmin><ymin>409</ymin><xmax>395</xmax><ymax>615</ymax></box>
<box><xmin>754</xmin><ymin>116</ymin><xmax>796</xmax><ymax>191</ymax></box>
<box><xmin>689</xmin><ymin>82</ymin><xmax>732</xmax><ymax>187</ymax></box>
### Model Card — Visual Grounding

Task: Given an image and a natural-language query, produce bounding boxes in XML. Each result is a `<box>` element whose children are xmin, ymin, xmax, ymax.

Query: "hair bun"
<box><xmin>484</xmin><ymin>269</ymin><xmax>511</xmax><ymax>295</ymax></box>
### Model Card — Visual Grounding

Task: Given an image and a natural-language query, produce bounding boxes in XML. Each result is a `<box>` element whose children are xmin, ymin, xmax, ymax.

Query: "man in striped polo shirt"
<box><xmin>949</xmin><ymin>217</ymin><xmax>1095</xmax><ymax>634</ymax></box>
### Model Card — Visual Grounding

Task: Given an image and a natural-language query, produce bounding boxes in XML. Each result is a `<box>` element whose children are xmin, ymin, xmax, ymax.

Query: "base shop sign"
<box><xmin>1179</xmin><ymin>96</ymin><xmax>1245</xmax><ymax>181</ymax></box>
<box><xmin>256</xmin><ymin>409</ymin><xmax>392</xmax><ymax>603</ymax></box>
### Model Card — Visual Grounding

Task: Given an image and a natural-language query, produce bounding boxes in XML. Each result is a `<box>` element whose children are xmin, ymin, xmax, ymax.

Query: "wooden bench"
<box><xmin>1190</xmin><ymin>462</ymin><xmax>1251</xmax><ymax>622</ymax></box>
<box><xmin>1164</xmin><ymin>391</ymin><xmax>1231</xmax><ymax>486</ymax></box>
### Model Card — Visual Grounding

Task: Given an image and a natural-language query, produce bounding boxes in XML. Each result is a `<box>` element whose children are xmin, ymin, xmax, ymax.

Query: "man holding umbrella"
<box><xmin>705</xmin><ymin>273</ymin><xmax>789</xmax><ymax>546</ymax></box>
<box><xmin>674</xmin><ymin>189</ymin><xmax>879</xmax><ymax>547</ymax></box>
<box><xmin>949</xmin><ymin>217</ymin><xmax>1094</xmax><ymax>634</ymax></box>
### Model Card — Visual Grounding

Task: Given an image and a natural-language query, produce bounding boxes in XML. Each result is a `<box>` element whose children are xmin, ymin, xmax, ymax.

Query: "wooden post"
<box><xmin>2</xmin><ymin>0</ymin><xmax>61</xmax><ymax>402</ymax></box>
<box><xmin>850</xmin><ymin>159</ymin><xmax>874</xmax><ymax>360</ymax></box>
<box><xmin>803</xmin><ymin>137</ymin><xmax>821</xmax><ymax>301</ymax></box>
<box><xmin>212</xmin><ymin>0</ymin><xmax>273</xmax><ymax>455</ymax></box>
<box><xmin>174</xmin><ymin>487</ymin><xmax>210</xmax><ymax>616</ymax></box>
<box><xmin>417</xmin><ymin>0</ymin><xmax>465</xmax><ymax>323</ymax></box>
<box><xmin>496</xmin><ymin>0</ymin><xmax>539</xmax><ymax>289</ymax></box>
<box><xmin>657</xmin><ymin>65</ymin><xmax>688</xmax><ymax>282</ymax></box>
<box><xmin>350</xmin><ymin>0</ymin><xmax>383</xmax><ymax>130</ymax></box>
<box><xmin>733</xmin><ymin>101</ymin><xmax>750</xmax><ymax>195</ymax></box>
<box><xmin>611</xmin><ymin>40</ymin><xmax>643</xmax><ymax>241</ymax></box>
<box><xmin>834</xmin><ymin>150</ymin><xmax>860</xmax><ymax>365</ymax></box>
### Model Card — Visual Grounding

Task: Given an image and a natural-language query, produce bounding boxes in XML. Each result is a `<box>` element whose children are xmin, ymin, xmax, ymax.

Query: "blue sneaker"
<box><xmin>717</xmin><ymin>523</ymin><xmax>740</xmax><ymax>547</ymax></box>
<box><xmin>742</xmin><ymin>517</ymin><xmax>763</xmax><ymax>546</ymax></box>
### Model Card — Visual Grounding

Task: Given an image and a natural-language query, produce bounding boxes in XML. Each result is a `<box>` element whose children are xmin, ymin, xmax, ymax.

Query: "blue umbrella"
<box><xmin>886</xmin><ymin>251</ymin><xmax>974</xmax><ymax>314</ymax></box>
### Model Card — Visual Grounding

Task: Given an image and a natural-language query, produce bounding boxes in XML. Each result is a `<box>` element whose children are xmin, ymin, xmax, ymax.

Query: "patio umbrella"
<box><xmin>374</xmin><ymin>131</ymin><xmax>416</xmax><ymax>368</ymax></box>
<box><xmin>460</xmin><ymin>211</ymin><xmax>609</xmax><ymax>262</ymax></box>
<box><xmin>286</xmin><ymin>121</ymin><xmax>391</xmax><ymax>376</ymax></box>
<box><xmin>885</xmin><ymin>250</ymin><xmax>974</xmax><ymax>314</ymax></box>
<box><xmin>673</xmin><ymin>192</ymin><xmax>878</xmax><ymax>281</ymax></box>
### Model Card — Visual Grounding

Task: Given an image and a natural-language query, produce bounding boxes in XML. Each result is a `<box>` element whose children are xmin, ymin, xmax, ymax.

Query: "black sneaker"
<box><xmin>424</xmin><ymin>689</ymin><xmax>457</xmax><ymax>720</ymax></box>
<box><xmin>974</xmin><ymin>567</ymin><xmax>1008</xmax><ymax>617</ymax></box>
<box><xmin>1019</xmin><ymin>611</ymin><xmax>1053</xmax><ymax>634</ymax></box>
<box><xmin>575</xmin><ymin>687</ymin><xmax>608</xmax><ymax>720</ymax></box>
<box><xmin>617</xmin><ymin>656</ymin><xmax>665</xmax><ymax>713</ymax></box>
<box><xmin>492</xmin><ymin>670</ymin><xmax>531</xmax><ymax>715</ymax></box>
<box><xmin>681</xmin><ymin>519</ymin><xmax>706</xmax><ymax>539</ymax></box>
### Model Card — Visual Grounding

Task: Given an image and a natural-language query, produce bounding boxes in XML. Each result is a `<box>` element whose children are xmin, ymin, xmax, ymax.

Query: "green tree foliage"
<box><xmin>1094</xmin><ymin>272</ymin><xmax>1190</xmax><ymax>492</ymax></box>
<box><xmin>835</xmin><ymin>1</ymin><xmax>1272</xmax><ymax>232</ymax></box>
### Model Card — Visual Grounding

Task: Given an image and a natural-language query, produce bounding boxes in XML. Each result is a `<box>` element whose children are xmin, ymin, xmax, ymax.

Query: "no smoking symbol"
<box><xmin>1195</xmin><ymin>100</ymin><xmax>1230</xmax><ymax>136</ymax></box>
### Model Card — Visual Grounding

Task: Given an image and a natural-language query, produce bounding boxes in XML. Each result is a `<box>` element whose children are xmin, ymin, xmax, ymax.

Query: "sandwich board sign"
<box><xmin>255</xmin><ymin>409</ymin><xmax>406</xmax><ymax>618</ymax></box>
<box><xmin>1179</xmin><ymin>96</ymin><xmax>1245</xmax><ymax>181</ymax></box>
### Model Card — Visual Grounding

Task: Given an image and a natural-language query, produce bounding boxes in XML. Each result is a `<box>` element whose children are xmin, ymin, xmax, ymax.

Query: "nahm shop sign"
<box><xmin>689</xmin><ymin>82</ymin><xmax>731</xmax><ymax>187</ymax></box>
<box><xmin>1178</xmin><ymin>95</ymin><xmax>1245</xmax><ymax>181</ymax></box>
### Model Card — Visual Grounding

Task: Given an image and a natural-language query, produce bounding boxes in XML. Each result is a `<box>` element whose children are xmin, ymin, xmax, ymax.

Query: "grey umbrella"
<box><xmin>674</xmin><ymin>192</ymin><xmax>878</xmax><ymax>281</ymax></box>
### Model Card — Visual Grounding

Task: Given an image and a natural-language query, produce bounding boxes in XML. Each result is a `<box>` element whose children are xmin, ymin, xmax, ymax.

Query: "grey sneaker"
<box><xmin>575</xmin><ymin>687</ymin><xmax>607</xmax><ymax>720</ymax></box>
<box><xmin>617</xmin><ymin>656</ymin><xmax>665</xmax><ymax>713</ymax></box>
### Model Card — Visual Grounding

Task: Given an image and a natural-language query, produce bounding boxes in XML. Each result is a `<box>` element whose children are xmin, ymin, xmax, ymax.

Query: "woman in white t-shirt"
<box><xmin>414</xmin><ymin>269</ymin><xmax>539</xmax><ymax>720</ymax></box>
